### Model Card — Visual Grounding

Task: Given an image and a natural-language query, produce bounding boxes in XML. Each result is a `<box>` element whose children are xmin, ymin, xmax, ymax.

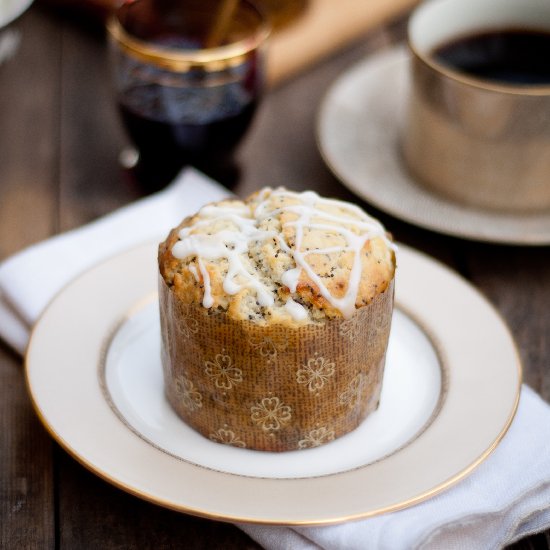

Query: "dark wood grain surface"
<box><xmin>1</xmin><ymin>6</ymin><xmax>549</xmax><ymax>549</ymax></box>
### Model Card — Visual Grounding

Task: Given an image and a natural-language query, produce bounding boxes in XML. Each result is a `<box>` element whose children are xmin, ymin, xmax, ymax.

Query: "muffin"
<box><xmin>158</xmin><ymin>188</ymin><xmax>396</xmax><ymax>452</ymax></box>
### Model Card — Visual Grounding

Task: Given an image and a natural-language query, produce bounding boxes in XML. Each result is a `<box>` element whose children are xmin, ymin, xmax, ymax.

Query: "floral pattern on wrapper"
<box><xmin>248</xmin><ymin>335</ymin><xmax>288</xmax><ymax>362</ymax></box>
<box><xmin>339</xmin><ymin>373</ymin><xmax>365</xmax><ymax>410</ymax></box>
<box><xmin>251</xmin><ymin>397</ymin><xmax>292</xmax><ymax>432</ymax></box>
<box><xmin>209</xmin><ymin>428</ymin><xmax>246</xmax><ymax>448</ymax></box>
<box><xmin>174</xmin><ymin>303</ymin><xmax>199</xmax><ymax>339</ymax></box>
<box><xmin>174</xmin><ymin>375</ymin><xmax>203</xmax><ymax>412</ymax></box>
<box><xmin>296</xmin><ymin>354</ymin><xmax>335</xmax><ymax>394</ymax></box>
<box><xmin>204</xmin><ymin>352</ymin><xmax>243</xmax><ymax>390</ymax></box>
<box><xmin>298</xmin><ymin>426</ymin><xmax>336</xmax><ymax>449</ymax></box>
<box><xmin>339</xmin><ymin>314</ymin><xmax>362</xmax><ymax>341</ymax></box>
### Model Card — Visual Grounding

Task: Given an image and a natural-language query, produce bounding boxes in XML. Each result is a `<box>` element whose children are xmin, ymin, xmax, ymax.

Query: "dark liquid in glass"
<box><xmin>118</xmin><ymin>81</ymin><xmax>259</xmax><ymax>188</ymax></box>
<box><xmin>433</xmin><ymin>28</ymin><xmax>550</xmax><ymax>85</ymax></box>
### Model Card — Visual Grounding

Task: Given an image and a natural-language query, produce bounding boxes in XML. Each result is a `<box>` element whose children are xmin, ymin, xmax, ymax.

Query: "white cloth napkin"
<box><xmin>0</xmin><ymin>168</ymin><xmax>230</xmax><ymax>354</ymax></box>
<box><xmin>1</xmin><ymin>168</ymin><xmax>549</xmax><ymax>549</ymax></box>
<box><xmin>239</xmin><ymin>385</ymin><xmax>550</xmax><ymax>550</ymax></box>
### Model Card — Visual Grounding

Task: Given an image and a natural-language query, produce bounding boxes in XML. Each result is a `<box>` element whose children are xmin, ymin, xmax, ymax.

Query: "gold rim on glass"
<box><xmin>107</xmin><ymin>5</ymin><xmax>270</xmax><ymax>73</ymax></box>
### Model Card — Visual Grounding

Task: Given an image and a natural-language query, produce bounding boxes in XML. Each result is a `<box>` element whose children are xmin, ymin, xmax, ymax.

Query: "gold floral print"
<box><xmin>298</xmin><ymin>426</ymin><xmax>335</xmax><ymax>449</ymax></box>
<box><xmin>250</xmin><ymin>397</ymin><xmax>292</xmax><ymax>432</ymax></box>
<box><xmin>339</xmin><ymin>315</ymin><xmax>360</xmax><ymax>341</ymax></box>
<box><xmin>204</xmin><ymin>353</ymin><xmax>243</xmax><ymax>390</ymax></box>
<box><xmin>339</xmin><ymin>373</ymin><xmax>364</xmax><ymax>409</ymax></box>
<box><xmin>296</xmin><ymin>355</ymin><xmax>335</xmax><ymax>393</ymax></box>
<box><xmin>209</xmin><ymin>428</ymin><xmax>246</xmax><ymax>448</ymax></box>
<box><xmin>175</xmin><ymin>304</ymin><xmax>199</xmax><ymax>339</ymax></box>
<box><xmin>174</xmin><ymin>375</ymin><xmax>203</xmax><ymax>411</ymax></box>
<box><xmin>248</xmin><ymin>335</ymin><xmax>288</xmax><ymax>362</ymax></box>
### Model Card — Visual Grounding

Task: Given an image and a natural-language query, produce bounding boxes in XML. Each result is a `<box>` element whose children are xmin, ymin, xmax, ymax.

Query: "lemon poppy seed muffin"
<box><xmin>158</xmin><ymin>188</ymin><xmax>396</xmax><ymax>452</ymax></box>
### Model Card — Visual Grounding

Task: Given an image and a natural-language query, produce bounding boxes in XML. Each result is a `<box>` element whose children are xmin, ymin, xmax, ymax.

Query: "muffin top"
<box><xmin>158</xmin><ymin>188</ymin><xmax>396</xmax><ymax>326</ymax></box>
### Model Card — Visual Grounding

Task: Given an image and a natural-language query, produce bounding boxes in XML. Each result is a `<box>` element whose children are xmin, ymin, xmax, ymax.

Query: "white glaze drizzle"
<box><xmin>281</xmin><ymin>267</ymin><xmax>301</xmax><ymax>293</ymax></box>
<box><xmin>284</xmin><ymin>298</ymin><xmax>308</xmax><ymax>321</ymax></box>
<box><xmin>188</xmin><ymin>264</ymin><xmax>200</xmax><ymax>282</ymax></box>
<box><xmin>171</xmin><ymin>189</ymin><xmax>395</xmax><ymax>320</ymax></box>
<box><xmin>197</xmin><ymin>258</ymin><xmax>213</xmax><ymax>308</ymax></box>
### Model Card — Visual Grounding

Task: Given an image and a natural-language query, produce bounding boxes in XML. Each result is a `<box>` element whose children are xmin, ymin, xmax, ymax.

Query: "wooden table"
<box><xmin>1</xmin><ymin>6</ymin><xmax>548</xmax><ymax>549</ymax></box>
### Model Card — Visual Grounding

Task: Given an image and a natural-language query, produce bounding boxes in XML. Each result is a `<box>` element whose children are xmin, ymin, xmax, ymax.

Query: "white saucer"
<box><xmin>26</xmin><ymin>243</ymin><xmax>521</xmax><ymax>525</ymax></box>
<box><xmin>317</xmin><ymin>46</ymin><xmax>550</xmax><ymax>245</ymax></box>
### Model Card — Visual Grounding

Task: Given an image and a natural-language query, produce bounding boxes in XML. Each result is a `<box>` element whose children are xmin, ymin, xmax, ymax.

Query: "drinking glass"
<box><xmin>107</xmin><ymin>0</ymin><xmax>269</xmax><ymax>190</ymax></box>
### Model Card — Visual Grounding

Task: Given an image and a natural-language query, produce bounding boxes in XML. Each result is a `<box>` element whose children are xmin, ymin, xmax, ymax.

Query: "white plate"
<box><xmin>103</xmin><ymin>302</ymin><xmax>441</xmax><ymax>479</ymax></box>
<box><xmin>317</xmin><ymin>46</ymin><xmax>550</xmax><ymax>245</ymax></box>
<box><xmin>26</xmin><ymin>243</ymin><xmax>521</xmax><ymax>525</ymax></box>
<box><xmin>0</xmin><ymin>0</ymin><xmax>33</xmax><ymax>28</ymax></box>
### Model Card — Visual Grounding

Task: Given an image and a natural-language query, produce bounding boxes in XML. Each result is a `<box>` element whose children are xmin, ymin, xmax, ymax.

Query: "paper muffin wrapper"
<box><xmin>159</xmin><ymin>276</ymin><xmax>395</xmax><ymax>452</ymax></box>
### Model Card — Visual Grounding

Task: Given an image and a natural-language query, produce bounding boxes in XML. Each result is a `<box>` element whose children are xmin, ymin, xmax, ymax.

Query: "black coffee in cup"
<box><xmin>432</xmin><ymin>28</ymin><xmax>550</xmax><ymax>85</ymax></box>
